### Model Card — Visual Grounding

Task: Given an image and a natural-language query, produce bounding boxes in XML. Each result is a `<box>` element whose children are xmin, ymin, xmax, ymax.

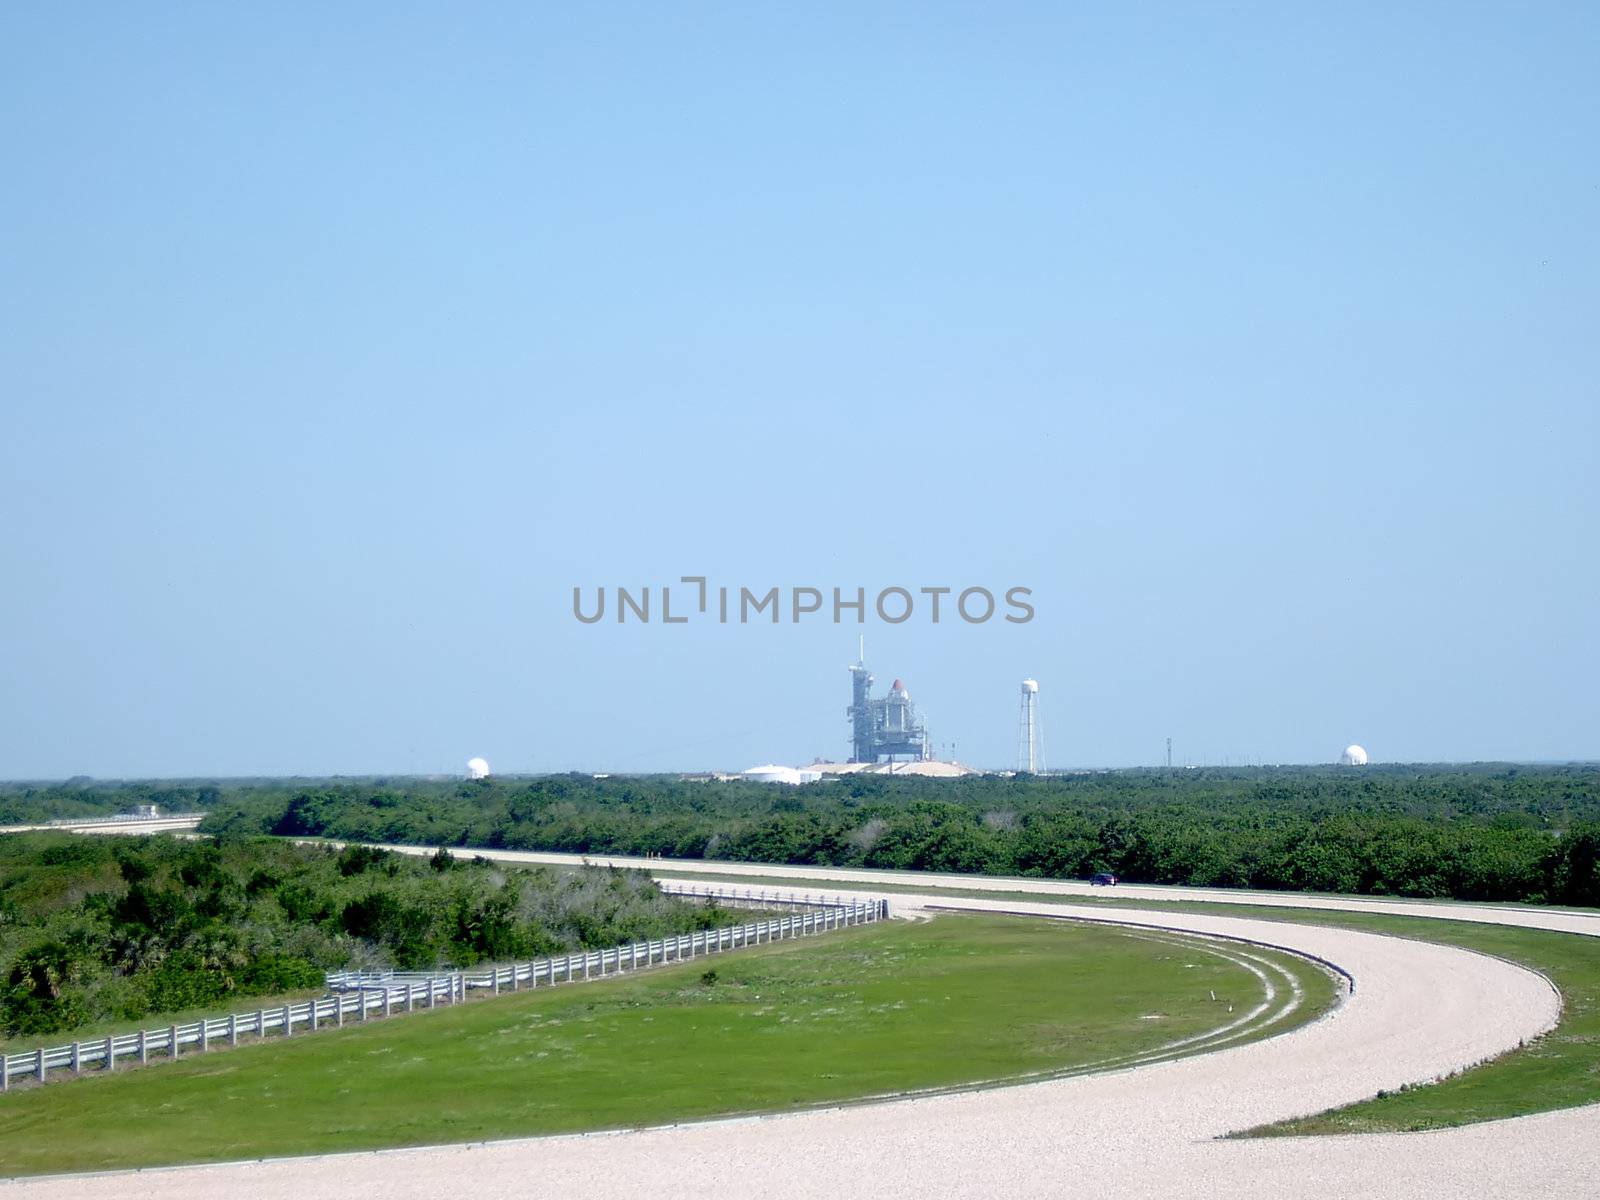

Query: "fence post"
<box><xmin>200</xmin><ymin>1020</ymin><xmax>209</xmax><ymax>1052</ymax></box>
<box><xmin>336</xmin><ymin>997</ymin><xmax>345</xmax><ymax>1028</ymax></box>
<box><xmin>229</xmin><ymin>1013</ymin><xmax>238</xmax><ymax>1045</ymax></box>
<box><xmin>1</xmin><ymin>1052</ymin><xmax>8</xmax><ymax>1091</ymax></box>
<box><xmin>282</xmin><ymin>1005</ymin><xmax>292</xmax><ymax>1036</ymax></box>
<box><xmin>138</xmin><ymin>1029</ymin><xmax>148</xmax><ymax>1065</ymax></box>
<box><xmin>169</xmin><ymin>1025</ymin><xmax>180</xmax><ymax>1059</ymax></box>
<box><xmin>309</xmin><ymin>1003</ymin><xmax>318</xmax><ymax>1033</ymax></box>
<box><xmin>36</xmin><ymin>1047</ymin><xmax>45</xmax><ymax>1083</ymax></box>
<box><xmin>71</xmin><ymin>1040</ymin><xmax>81</xmax><ymax>1074</ymax></box>
<box><xmin>384</xmin><ymin>988</ymin><xmax>393</xmax><ymax>1018</ymax></box>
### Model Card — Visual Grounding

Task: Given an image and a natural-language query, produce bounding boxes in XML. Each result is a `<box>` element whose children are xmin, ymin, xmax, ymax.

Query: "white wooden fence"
<box><xmin>0</xmin><ymin>888</ymin><xmax>887</xmax><ymax>1091</ymax></box>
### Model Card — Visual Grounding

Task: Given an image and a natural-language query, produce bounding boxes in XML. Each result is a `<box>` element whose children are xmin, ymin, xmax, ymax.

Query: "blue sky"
<box><xmin>2</xmin><ymin>3</ymin><xmax>1596</xmax><ymax>776</ymax></box>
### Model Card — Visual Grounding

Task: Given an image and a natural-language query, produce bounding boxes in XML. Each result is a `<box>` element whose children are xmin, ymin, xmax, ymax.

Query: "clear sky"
<box><xmin>2</xmin><ymin>3</ymin><xmax>1596</xmax><ymax>778</ymax></box>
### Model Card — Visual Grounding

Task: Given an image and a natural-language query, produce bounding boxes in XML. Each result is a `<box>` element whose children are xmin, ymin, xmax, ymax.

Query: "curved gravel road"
<box><xmin>4</xmin><ymin>846</ymin><xmax>1598</xmax><ymax>1198</ymax></box>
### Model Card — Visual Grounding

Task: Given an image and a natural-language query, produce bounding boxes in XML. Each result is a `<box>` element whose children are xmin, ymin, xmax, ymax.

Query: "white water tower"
<box><xmin>1018</xmin><ymin>679</ymin><xmax>1044</xmax><ymax>773</ymax></box>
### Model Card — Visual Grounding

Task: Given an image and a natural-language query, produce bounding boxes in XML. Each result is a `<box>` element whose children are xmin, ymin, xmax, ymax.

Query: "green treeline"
<box><xmin>0</xmin><ymin>833</ymin><xmax>732</xmax><ymax>1038</ymax></box>
<box><xmin>0</xmin><ymin>779</ymin><xmax>223</xmax><ymax>826</ymax></box>
<box><xmin>179</xmin><ymin>765</ymin><xmax>1600</xmax><ymax>907</ymax></box>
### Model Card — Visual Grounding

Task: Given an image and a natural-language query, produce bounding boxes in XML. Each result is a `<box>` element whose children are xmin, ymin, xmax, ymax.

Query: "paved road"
<box><xmin>6</xmin><ymin>834</ymin><xmax>1598</xmax><ymax>1197</ymax></box>
<box><xmin>0</xmin><ymin>816</ymin><xmax>205</xmax><ymax>837</ymax></box>
<box><xmin>371</xmin><ymin>845</ymin><xmax>1600</xmax><ymax>938</ymax></box>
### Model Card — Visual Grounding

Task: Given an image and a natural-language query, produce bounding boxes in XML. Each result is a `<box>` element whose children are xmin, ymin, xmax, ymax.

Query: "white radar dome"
<box><xmin>466</xmin><ymin>757</ymin><xmax>491</xmax><ymax>779</ymax></box>
<box><xmin>1339</xmin><ymin>744</ymin><xmax>1369</xmax><ymax>766</ymax></box>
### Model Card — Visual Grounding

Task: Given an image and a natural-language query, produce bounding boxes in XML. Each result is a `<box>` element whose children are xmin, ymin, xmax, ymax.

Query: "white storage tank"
<box><xmin>742</xmin><ymin>764</ymin><xmax>808</xmax><ymax>785</ymax></box>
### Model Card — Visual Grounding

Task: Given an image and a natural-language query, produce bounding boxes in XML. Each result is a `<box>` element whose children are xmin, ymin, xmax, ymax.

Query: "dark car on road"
<box><xmin>1089</xmin><ymin>872</ymin><xmax>1119</xmax><ymax>886</ymax></box>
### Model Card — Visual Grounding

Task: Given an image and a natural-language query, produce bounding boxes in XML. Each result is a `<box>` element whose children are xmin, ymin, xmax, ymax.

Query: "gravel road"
<box><xmin>4</xmin><ymin>849</ymin><xmax>1597</xmax><ymax>1198</ymax></box>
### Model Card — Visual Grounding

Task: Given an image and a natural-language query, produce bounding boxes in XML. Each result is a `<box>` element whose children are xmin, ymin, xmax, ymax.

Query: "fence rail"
<box><xmin>0</xmin><ymin>888</ymin><xmax>887</xmax><ymax>1091</ymax></box>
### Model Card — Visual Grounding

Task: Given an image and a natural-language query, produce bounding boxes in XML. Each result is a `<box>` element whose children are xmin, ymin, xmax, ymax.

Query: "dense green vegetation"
<box><xmin>0</xmin><ymin>916</ymin><xmax>1332</xmax><ymax>1174</ymax></box>
<box><xmin>0</xmin><ymin>833</ymin><xmax>732</xmax><ymax>1040</ymax></box>
<box><xmin>169</xmin><ymin>765</ymin><xmax>1600</xmax><ymax>905</ymax></box>
<box><xmin>0</xmin><ymin>778</ymin><xmax>225</xmax><ymax>826</ymax></box>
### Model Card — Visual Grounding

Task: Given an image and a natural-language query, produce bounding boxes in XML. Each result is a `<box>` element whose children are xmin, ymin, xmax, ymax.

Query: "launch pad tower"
<box><xmin>847</xmin><ymin>641</ymin><xmax>931</xmax><ymax>763</ymax></box>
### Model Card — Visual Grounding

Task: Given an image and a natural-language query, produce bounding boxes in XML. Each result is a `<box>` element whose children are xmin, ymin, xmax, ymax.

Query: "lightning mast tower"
<box><xmin>1018</xmin><ymin>679</ymin><xmax>1043</xmax><ymax>773</ymax></box>
<box><xmin>848</xmin><ymin>636</ymin><xmax>875</xmax><ymax>762</ymax></box>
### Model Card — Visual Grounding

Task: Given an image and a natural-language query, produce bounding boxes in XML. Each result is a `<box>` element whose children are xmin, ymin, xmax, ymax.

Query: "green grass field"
<box><xmin>0</xmin><ymin>915</ymin><xmax>1331</xmax><ymax>1175</ymax></box>
<box><xmin>645</xmin><ymin>869</ymin><xmax>1600</xmax><ymax>1135</ymax></box>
